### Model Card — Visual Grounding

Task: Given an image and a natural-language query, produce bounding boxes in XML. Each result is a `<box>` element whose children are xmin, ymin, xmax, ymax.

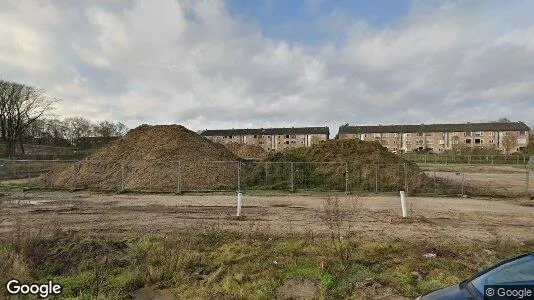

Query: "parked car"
<box><xmin>417</xmin><ymin>252</ymin><xmax>534</xmax><ymax>299</ymax></box>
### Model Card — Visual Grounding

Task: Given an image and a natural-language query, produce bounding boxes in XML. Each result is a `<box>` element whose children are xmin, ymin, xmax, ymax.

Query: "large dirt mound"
<box><xmin>46</xmin><ymin>125</ymin><xmax>242</xmax><ymax>191</ymax></box>
<box><xmin>244</xmin><ymin>139</ymin><xmax>430</xmax><ymax>192</ymax></box>
<box><xmin>224</xmin><ymin>142</ymin><xmax>267</xmax><ymax>160</ymax></box>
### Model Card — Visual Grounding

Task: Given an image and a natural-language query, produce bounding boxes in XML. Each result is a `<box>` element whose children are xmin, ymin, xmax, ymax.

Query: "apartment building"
<box><xmin>200</xmin><ymin>127</ymin><xmax>329</xmax><ymax>152</ymax></box>
<box><xmin>338</xmin><ymin>122</ymin><xmax>531</xmax><ymax>154</ymax></box>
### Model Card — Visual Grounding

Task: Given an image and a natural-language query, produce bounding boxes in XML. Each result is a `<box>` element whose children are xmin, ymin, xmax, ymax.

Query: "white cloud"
<box><xmin>0</xmin><ymin>0</ymin><xmax>533</xmax><ymax>134</ymax></box>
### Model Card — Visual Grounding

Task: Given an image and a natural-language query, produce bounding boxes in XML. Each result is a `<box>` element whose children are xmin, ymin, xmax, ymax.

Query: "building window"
<box><xmin>285</xmin><ymin>141</ymin><xmax>289</xmax><ymax>144</ymax></box>
<box><xmin>426</xmin><ymin>133</ymin><xmax>433</xmax><ymax>137</ymax></box>
<box><xmin>489</xmin><ymin>139</ymin><xmax>494</xmax><ymax>143</ymax></box>
<box><xmin>393</xmin><ymin>140</ymin><xmax>398</xmax><ymax>144</ymax></box>
<box><xmin>394</xmin><ymin>133</ymin><xmax>398</xmax><ymax>137</ymax></box>
<box><xmin>475</xmin><ymin>139</ymin><xmax>483</xmax><ymax>144</ymax></box>
<box><xmin>406</xmin><ymin>133</ymin><xmax>412</xmax><ymax>137</ymax></box>
<box><xmin>416</xmin><ymin>132</ymin><xmax>423</xmax><ymax>137</ymax></box>
<box><xmin>519</xmin><ymin>131</ymin><xmax>526</xmax><ymax>136</ymax></box>
<box><xmin>474</xmin><ymin>131</ymin><xmax>483</xmax><ymax>136</ymax></box>
<box><xmin>393</xmin><ymin>147</ymin><xmax>398</xmax><ymax>151</ymax></box>
<box><xmin>489</xmin><ymin>132</ymin><xmax>494</xmax><ymax>136</ymax></box>
<box><xmin>466</xmin><ymin>139</ymin><xmax>472</xmax><ymax>144</ymax></box>
<box><xmin>374</xmin><ymin>133</ymin><xmax>381</xmax><ymax>138</ymax></box>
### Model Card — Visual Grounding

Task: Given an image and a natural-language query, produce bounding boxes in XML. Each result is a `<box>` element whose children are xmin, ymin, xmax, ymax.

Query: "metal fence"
<box><xmin>1</xmin><ymin>159</ymin><xmax>532</xmax><ymax>198</ymax></box>
<box><xmin>401</xmin><ymin>154</ymin><xmax>530</xmax><ymax>165</ymax></box>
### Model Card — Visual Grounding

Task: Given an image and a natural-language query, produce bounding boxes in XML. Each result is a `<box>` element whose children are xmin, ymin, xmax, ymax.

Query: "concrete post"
<box><xmin>400</xmin><ymin>191</ymin><xmax>408</xmax><ymax>218</ymax></box>
<box><xmin>236</xmin><ymin>192</ymin><xmax>243</xmax><ymax>217</ymax></box>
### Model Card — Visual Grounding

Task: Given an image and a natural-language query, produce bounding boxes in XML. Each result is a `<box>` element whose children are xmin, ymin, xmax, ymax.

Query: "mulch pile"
<box><xmin>224</xmin><ymin>142</ymin><xmax>267</xmax><ymax>160</ymax></box>
<box><xmin>264</xmin><ymin>139</ymin><xmax>430</xmax><ymax>191</ymax></box>
<box><xmin>44</xmin><ymin>125</ymin><xmax>242</xmax><ymax>191</ymax></box>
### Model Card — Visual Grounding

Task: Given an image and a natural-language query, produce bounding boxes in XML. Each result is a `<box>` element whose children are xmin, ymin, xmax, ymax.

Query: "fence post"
<box><xmin>290</xmin><ymin>162</ymin><xmax>294</xmax><ymax>193</ymax></box>
<box><xmin>27</xmin><ymin>160</ymin><xmax>31</xmax><ymax>189</ymax></box>
<box><xmin>375</xmin><ymin>165</ymin><xmax>379</xmax><ymax>193</ymax></box>
<box><xmin>345</xmin><ymin>162</ymin><xmax>349</xmax><ymax>194</ymax></box>
<box><xmin>73</xmin><ymin>162</ymin><xmax>77</xmax><ymax>190</ymax></box>
<box><xmin>237</xmin><ymin>161</ymin><xmax>241</xmax><ymax>192</ymax></box>
<box><xmin>176</xmin><ymin>161</ymin><xmax>182</xmax><ymax>194</ymax></box>
<box><xmin>526</xmin><ymin>164</ymin><xmax>530</xmax><ymax>199</ymax></box>
<box><xmin>403</xmin><ymin>163</ymin><xmax>408</xmax><ymax>194</ymax></box>
<box><xmin>50</xmin><ymin>160</ymin><xmax>55</xmax><ymax>188</ymax></box>
<box><xmin>433</xmin><ymin>167</ymin><xmax>437</xmax><ymax>195</ymax></box>
<box><xmin>461</xmin><ymin>173</ymin><xmax>465</xmax><ymax>196</ymax></box>
<box><xmin>120</xmin><ymin>164</ymin><xmax>124</xmax><ymax>192</ymax></box>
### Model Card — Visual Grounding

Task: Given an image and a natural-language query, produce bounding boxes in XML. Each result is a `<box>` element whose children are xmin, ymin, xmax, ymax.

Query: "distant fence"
<box><xmin>401</xmin><ymin>154</ymin><xmax>530</xmax><ymax>165</ymax></box>
<box><xmin>0</xmin><ymin>159</ymin><xmax>532</xmax><ymax>198</ymax></box>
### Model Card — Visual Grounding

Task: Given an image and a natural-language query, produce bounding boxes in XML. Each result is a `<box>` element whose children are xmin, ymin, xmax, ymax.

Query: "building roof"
<box><xmin>200</xmin><ymin>127</ymin><xmax>330</xmax><ymax>136</ymax></box>
<box><xmin>338</xmin><ymin>122</ymin><xmax>531</xmax><ymax>134</ymax></box>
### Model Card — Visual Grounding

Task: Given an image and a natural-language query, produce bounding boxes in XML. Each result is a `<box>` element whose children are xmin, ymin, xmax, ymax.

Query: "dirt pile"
<box><xmin>245</xmin><ymin>139</ymin><xmax>430</xmax><ymax>192</ymax></box>
<box><xmin>224</xmin><ymin>142</ymin><xmax>267</xmax><ymax>160</ymax></box>
<box><xmin>46</xmin><ymin>125</ymin><xmax>241</xmax><ymax>191</ymax></box>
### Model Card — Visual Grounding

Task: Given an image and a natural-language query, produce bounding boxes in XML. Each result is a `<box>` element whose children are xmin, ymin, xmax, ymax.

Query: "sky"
<box><xmin>1</xmin><ymin>0</ymin><xmax>534</xmax><ymax>136</ymax></box>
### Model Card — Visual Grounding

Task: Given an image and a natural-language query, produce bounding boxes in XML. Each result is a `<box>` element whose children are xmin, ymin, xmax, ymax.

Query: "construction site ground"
<box><xmin>1</xmin><ymin>190</ymin><xmax>533</xmax><ymax>244</ymax></box>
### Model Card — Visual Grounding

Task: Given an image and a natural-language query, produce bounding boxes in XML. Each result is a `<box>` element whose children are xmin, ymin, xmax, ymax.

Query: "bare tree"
<box><xmin>501</xmin><ymin>132</ymin><xmax>518</xmax><ymax>154</ymax></box>
<box><xmin>94</xmin><ymin>121</ymin><xmax>118</xmax><ymax>138</ymax></box>
<box><xmin>64</xmin><ymin>117</ymin><xmax>94</xmax><ymax>145</ymax></box>
<box><xmin>0</xmin><ymin>80</ymin><xmax>57</xmax><ymax>156</ymax></box>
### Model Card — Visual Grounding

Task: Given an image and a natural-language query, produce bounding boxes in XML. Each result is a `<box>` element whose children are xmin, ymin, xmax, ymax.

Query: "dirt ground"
<box><xmin>1</xmin><ymin>190</ymin><xmax>533</xmax><ymax>244</ymax></box>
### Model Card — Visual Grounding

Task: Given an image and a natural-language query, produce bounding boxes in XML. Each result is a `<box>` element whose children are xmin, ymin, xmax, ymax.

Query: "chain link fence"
<box><xmin>401</xmin><ymin>154</ymin><xmax>530</xmax><ymax>165</ymax></box>
<box><xmin>0</xmin><ymin>159</ymin><xmax>532</xmax><ymax>198</ymax></box>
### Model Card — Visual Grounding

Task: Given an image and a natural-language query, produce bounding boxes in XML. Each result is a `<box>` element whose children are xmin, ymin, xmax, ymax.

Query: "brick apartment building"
<box><xmin>338</xmin><ymin>122</ymin><xmax>531</xmax><ymax>154</ymax></box>
<box><xmin>200</xmin><ymin>127</ymin><xmax>329</xmax><ymax>152</ymax></box>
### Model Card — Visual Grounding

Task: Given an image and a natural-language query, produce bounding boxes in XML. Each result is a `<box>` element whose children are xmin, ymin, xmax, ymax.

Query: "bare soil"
<box><xmin>1</xmin><ymin>191</ymin><xmax>533</xmax><ymax>245</ymax></box>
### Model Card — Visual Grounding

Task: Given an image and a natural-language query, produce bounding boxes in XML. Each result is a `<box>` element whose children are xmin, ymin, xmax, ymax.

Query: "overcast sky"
<box><xmin>1</xmin><ymin>0</ymin><xmax>533</xmax><ymax>135</ymax></box>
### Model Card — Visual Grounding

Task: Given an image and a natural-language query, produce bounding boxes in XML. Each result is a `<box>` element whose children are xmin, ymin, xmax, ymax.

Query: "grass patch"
<box><xmin>0</xmin><ymin>228</ymin><xmax>532</xmax><ymax>299</ymax></box>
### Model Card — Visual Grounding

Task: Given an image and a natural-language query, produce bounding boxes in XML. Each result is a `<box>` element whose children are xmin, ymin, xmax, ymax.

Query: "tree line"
<box><xmin>1</xmin><ymin>79</ymin><xmax>128</xmax><ymax>156</ymax></box>
<box><xmin>25</xmin><ymin>117</ymin><xmax>128</xmax><ymax>145</ymax></box>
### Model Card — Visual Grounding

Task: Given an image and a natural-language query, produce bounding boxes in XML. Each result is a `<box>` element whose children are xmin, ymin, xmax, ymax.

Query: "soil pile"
<box><xmin>224</xmin><ymin>142</ymin><xmax>267</xmax><ymax>160</ymax></box>
<box><xmin>245</xmin><ymin>139</ymin><xmax>430</xmax><ymax>192</ymax></box>
<box><xmin>46</xmin><ymin>125</ymin><xmax>241</xmax><ymax>191</ymax></box>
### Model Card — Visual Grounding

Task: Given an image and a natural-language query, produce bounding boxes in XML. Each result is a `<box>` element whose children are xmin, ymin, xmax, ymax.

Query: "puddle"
<box><xmin>0</xmin><ymin>199</ymin><xmax>51</xmax><ymax>205</ymax></box>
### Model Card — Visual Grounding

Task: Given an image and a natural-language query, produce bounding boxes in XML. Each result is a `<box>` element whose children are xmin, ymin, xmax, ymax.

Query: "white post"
<box><xmin>236</xmin><ymin>192</ymin><xmax>243</xmax><ymax>217</ymax></box>
<box><xmin>400</xmin><ymin>191</ymin><xmax>408</xmax><ymax>218</ymax></box>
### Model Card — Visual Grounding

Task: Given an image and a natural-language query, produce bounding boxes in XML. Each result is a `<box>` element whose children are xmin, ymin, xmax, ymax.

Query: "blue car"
<box><xmin>417</xmin><ymin>252</ymin><xmax>534</xmax><ymax>299</ymax></box>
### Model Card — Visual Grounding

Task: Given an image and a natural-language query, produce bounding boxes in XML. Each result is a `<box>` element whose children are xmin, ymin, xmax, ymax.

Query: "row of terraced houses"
<box><xmin>200</xmin><ymin>121</ymin><xmax>531</xmax><ymax>154</ymax></box>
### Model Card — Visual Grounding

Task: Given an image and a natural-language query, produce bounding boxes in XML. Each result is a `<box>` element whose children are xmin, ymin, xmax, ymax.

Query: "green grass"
<box><xmin>1</xmin><ymin>228</ymin><xmax>532</xmax><ymax>299</ymax></box>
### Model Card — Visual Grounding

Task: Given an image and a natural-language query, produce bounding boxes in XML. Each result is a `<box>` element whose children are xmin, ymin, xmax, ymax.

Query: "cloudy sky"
<box><xmin>1</xmin><ymin>0</ymin><xmax>533</xmax><ymax>135</ymax></box>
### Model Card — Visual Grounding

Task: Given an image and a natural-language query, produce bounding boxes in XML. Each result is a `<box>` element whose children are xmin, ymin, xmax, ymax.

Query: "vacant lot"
<box><xmin>1</xmin><ymin>191</ymin><xmax>533</xmax><ymax>242</ymax></box>
<box><xmin>1</xmin><ymin>190</ymin><xmax>534</xmax><ymax>299</ymax></box>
